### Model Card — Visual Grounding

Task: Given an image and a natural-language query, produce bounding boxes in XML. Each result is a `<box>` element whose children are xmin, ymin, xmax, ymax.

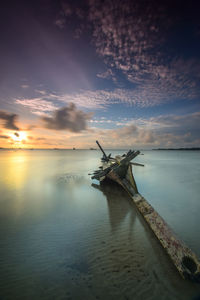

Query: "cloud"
<box><xmin>88</xmin><ymin>111</ymin><xmax>200</xmax><ymax>148</ymax></box>
<box><xmin>55</xmin><ymin>1</ymin><xmax>86</xmax><ymax>38</ymax></box>
<box><xmin>41</xmin><ymin>103</ymin><xmax>93</xmax><ymax>132</ymax></box>
<box><xmin>102</xmin><ymin>125</ymin><xmax>157</xmax><ymax>147</ymax></box>
<box><xmin>27</xmin><ymin>136</ymin><xmax>46</xmax><ymax>141</ymax></box>
<box><xmin>96</xmin><ymin>69</ymin><xmax>116</xmax><ymax>80</ymax></box>
<box><xmin>145</xmin><ymin>112</ymin><xmax>200</xmax><ymax>137</ymax></box>
<box><xmin>16</xmin><ymin>87</ymin><xmax>177</xmax><ymax>114</ymax></box>
<box><xmin>25</xmin><ymin>125</ymin><xmax>36</xmax><ymax>131</ymax></box>
<box><xmin>61</xmin><ymin>2</ymin><xmax>73</xmax><ymax>17</ymax></box>
<box><xmin>110</xmin><ymin>124</ymin><xmax>138</xmax><ymax>139</ymax></box>
<box><xmin>115</xmin><ymin>111</ymin><xmax>200</xmax><ymax>140</ymax></box>
<box><xmin>54</xmin><ymin>18</ymin><xmax>66</xmax><ymax>29</ymax></box>
<box><xmin>89</xmin><ymin>118</ymin><xmax>115</xmax><ymax>124</ymax></box>
<box><xmin>15</xmin><ymin>98</ymin><xmax>57</xmax><ymax>114</ymax></box>
<box><xmin>88</xmin><ymin>0</ymin><xmax>200</xmax><ymax>104</ymax></box>
<box><xmin>89</xmin><ymin>0</ymin><xmax>168</xmax><ymax>72</ymax></box>
<box><xmin>21</xmin><ymin>84</ymin><xmax>29</xmax><ymax>89</ymax></box>
<box><xmin>15</xmin><ymin>91</ymin><xmax>109</xmax><ymax>113</ymax></box>
<box><xmin>36</xmin><ymin>137</ymin><xmax>46</xmax><ymax>141</ymax></box>
<box><xmin>35</xmin><ymin>90</ymin><xmax>46</xmax><ymax>95</ymax></box>
<box><xmin>0</xmin><ymin>110</ymin><xmax>19</xmax><ymax>130</ymax></box>
<box><xmin>0</xmin><ymin>135</ymin><xmax>10</xmax><ymax>139</ymax></box>
<box><xmin>56</xmin><ymin>90</ymin><xmax>111</xmax><ymax>109</ymax></box>
<box><xmin>15</xmin><ymin>85</ymin><xmax>200</xmax><ymax>117</ymax></box>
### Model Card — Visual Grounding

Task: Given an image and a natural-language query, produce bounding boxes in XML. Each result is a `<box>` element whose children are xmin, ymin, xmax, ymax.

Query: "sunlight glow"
<box><xmin>11</xmin><ymin>131</ymin><xmax>27</xmax><ymax>142</ymax></box>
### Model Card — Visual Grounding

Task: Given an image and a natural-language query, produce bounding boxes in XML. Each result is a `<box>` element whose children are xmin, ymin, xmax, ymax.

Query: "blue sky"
<box><xmin>0</xmin><ymin>0</ymin><xmax>200</xmax><ymax>149</ymax></box>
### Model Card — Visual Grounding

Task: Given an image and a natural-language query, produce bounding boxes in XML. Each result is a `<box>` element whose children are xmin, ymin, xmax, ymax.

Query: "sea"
<box><xmin>0</xmin><ymin>149</ymin><xmax>200</xmax><ymax>300</ymax></box>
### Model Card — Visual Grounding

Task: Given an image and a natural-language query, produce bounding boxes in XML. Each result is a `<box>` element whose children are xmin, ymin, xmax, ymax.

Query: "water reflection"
<box><xmin>92</xmin><ymin>180</ymin><xmax>136</xmax><ymax>234</ymax></box>
<box><xmin>0</xmin><ymin>151</ymin><xmax>29</xmax><ymax>190</ymax></box>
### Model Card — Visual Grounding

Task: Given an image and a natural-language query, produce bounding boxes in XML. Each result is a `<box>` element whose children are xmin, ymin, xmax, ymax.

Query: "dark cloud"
<box><xmin>41</xmin><ymin>103</ymin><xmax>93</xmax><ymax>132</ymax></box>
<box><xmin>27</xmin><ymin>136</ymin><xmax>46</xmax><ymax>141</ymax></box>
<box><xmin>26</xmin><ymin>125</ymin><xmax>36</xmax><ymax>131</ymax></box>
<box><xmin>0</xmin><ymin>135</ymin><xmax>10</xmax><ymax>139</ymax></box>
<box><xmin>0</xmin><ymin>110</ymin><xmax>19</xmax><ymax>130</ymax></box>
<box><xmin>36</xmin><ymin>137</ymin><xmax>46</xmax><ymax>141</ymax></box>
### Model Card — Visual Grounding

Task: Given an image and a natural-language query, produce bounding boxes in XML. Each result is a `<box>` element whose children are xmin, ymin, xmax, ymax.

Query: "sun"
<box><xmin>11</xmin><ymin>131</ymin><xmax>27</xmax><ymax>142</ymax></box>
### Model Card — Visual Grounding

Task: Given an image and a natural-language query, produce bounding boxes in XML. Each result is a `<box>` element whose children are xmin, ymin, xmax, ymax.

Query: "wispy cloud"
<box><xmin>15</xmin><ymin>98</ymin><xmax>58</xmax><ymax>114</ymax></box>
<box><xmin>16</xmin><ymin>90</ymin><xmax>110</xmax><ymax>113</ymax></box>
<box><xmin>17</xmin><ymin>86</ymin><xmax>184</xmax><ymax>114</ymax></box>
<box><xmin>21</xmin><ymin>84</ymin><xmax>29</xmax><ymax>89</ymax></box>
<box><xmin>96</xmin><ymin>68</ymin><xmax>116</xmax><ymax>81</ymax></box>
<box><xmin>54</xmin><ymin>18</ymin><xmax>66</xmax><ymax>29</ymax></box>
<box><xmin>140</xmin><ymin>112</ymin><xmax>200</xmax><ymax>134</ymax></box>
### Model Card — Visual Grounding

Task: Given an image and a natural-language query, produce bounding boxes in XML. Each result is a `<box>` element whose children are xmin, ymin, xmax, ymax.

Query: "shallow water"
<box><xmin>0</xmin><ymin>149</ymin><xmax>200</xmax><ymax>299</ymax></box>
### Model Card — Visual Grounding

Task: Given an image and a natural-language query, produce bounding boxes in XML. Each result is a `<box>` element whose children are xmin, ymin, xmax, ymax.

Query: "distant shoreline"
<box><xmin>152</xmin><ymin>148</ymin><xmax>200</xmax><ymax>151</ymax></box>
<box><xmin>0</xmin><ymin>147</ymin><xmax>200</xmax><ymax>151</ymax></box>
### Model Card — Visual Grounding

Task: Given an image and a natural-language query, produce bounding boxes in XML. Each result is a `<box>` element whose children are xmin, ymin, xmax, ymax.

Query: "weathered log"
<box><xmin>132</xmin><ymin>194</ymin><xmax>200</xmax><ymax>282</ymax></box>
<box><xmin>118</xmin><ymin>176</ymin><xmax>200</xmax><ymax>282</ymax></box>
<box><xmin>90</xmin><ymin>143</ymin><xmax>200</xmax><ymax>282</ymax></box>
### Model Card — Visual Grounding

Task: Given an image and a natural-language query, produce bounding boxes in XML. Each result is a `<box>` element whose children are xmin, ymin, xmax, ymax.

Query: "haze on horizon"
<box><xmin>0</xmin><ymin>0</ymin><xmax>200</xmax><ymax>149</ymax></box>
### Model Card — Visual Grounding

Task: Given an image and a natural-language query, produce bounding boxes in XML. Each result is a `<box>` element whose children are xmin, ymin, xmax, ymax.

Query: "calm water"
<box><xmin>0</xmin><ymin>149</ymin><xmax>200</xmax><ymax>300</ymax></box>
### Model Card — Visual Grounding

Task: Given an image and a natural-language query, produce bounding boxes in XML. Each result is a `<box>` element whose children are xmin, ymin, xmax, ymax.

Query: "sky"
<box><xmin>0</xmin><ymin>0</ymin><xmax>200</xmax><ymax>149</ymax></box>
